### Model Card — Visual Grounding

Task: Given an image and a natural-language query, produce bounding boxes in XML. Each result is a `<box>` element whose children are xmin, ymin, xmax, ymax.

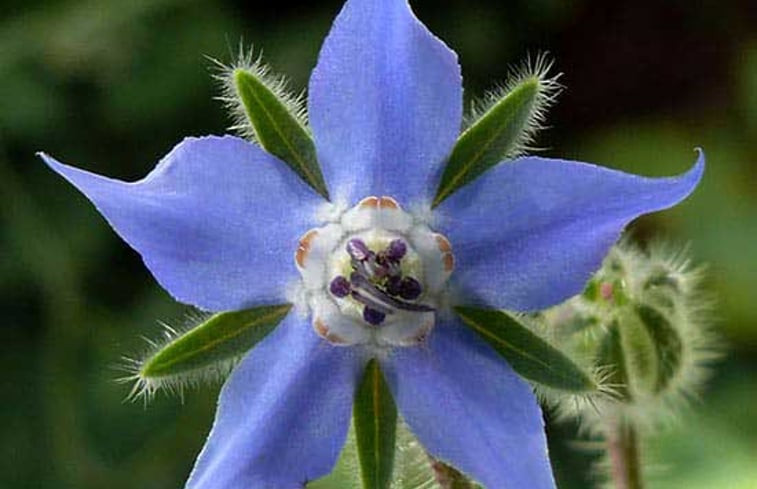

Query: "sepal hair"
<box><xmin>513</xmin><ymin>312</ymin><xmax>618</xmax><ymax>427</ymax></box>
<box><xmin>209</xmin><ymin>44</ymin><xmax>309</xmax><ymax>143</ymax></box>
<box><xmin>117</xmin><ymin>311</ymin><xmax>239</xmax><ymax>404</ymax></box>
<box><xmin>464</xmin><ymin>52</ymin><xmax>562</xmax><ymax>157</ymax></box>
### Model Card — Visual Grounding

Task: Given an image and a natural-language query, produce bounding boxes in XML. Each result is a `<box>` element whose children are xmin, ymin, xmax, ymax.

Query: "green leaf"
<box><xmin>433</xmin><ymin>77</ymin><xmax>540</xmax><ymax>207</ymax></box>
<box><xmin>354</xmin><ymin>359</ymin><xmax>397</xmax><ymax>489</ymax></box>
<box><xmin>636</xmin><ymin>305</ymin><xmax>683</xmax><ymax>394</ymax></box>
<box><xmin>234</xmin><ymin>68</ymin><xmax>329</xmax><ymax>199</ymax></box>
<box><xmin>140</xmin><ymin>304</ymin><xmax>291</xmax><ymax>379</ymax></box>
<box><xmin>455</xmin><ymin>306</ymin><xmax>596</xmax><ymax>392</ymax></box>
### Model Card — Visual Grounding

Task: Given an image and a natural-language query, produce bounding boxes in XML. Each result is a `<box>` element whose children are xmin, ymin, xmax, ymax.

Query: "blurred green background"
<box><xmin>1</xmin><ymin>0</ymin><xmax>755</xmax><ymax>488</ymax></box>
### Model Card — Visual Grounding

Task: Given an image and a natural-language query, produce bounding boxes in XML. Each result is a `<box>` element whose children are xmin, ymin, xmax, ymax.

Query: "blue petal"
<box><xmin>185</xmin><ymin>313</ymin><xmax>363</xmax><ymax>489</ymax></box>
<box><xmin>436</xmin><ymin>151</ymin><xmax>704</xmax><ymax>311</ymax></box>
<box><xmin>382</xmin><ymin>319</ymin><xmax>556</xmax><ymax>489</ymax></box>
<box><xmin>308</xmin><ymin>0</ymin><xmax>462</xmax><ymax>205</ymax></box>
<box><xmin>39</xmin><ymin>136</ymin><xmax>322</xmax><ymax>312</ymax></box>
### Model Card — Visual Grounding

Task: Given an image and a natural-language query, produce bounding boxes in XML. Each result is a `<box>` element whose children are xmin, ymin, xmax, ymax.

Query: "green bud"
<box><xmin>545</xmin><ymin>238</ymin><xmax>717</xmax><ymax>430</ymax></box>
<box><xmin>455</xmin><ymin>306</ymin><xmax>597</xmax><ymax>392</ymax></box>
<box><xmin>127</xmin><ymin>304</ymin><xmax>291</xmax><ymax>399</ymax></box>
<box><xmin>432</xmin><ymin>55</ymin><xmax>560</xmax><ymax>207</ymax></box>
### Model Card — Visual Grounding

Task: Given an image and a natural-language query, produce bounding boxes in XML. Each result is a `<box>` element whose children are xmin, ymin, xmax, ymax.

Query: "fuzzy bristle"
<box><xmin>115</xmin><ymin>312</ymin><xmax>243</xmax><ymax>404</ymax></box>
<box><xmin>542</xmin><ymin>237</ymin><xmax>720</xmax><ymax>435</ymax></box>
<box><xmin>463</xmin><ymin>52</ymin><xmax>563</xmax><ymax>158</ymax></box>
<box><xmin>208</xmin><ymin>43</ymin><xmax>309</xmax><ymax>143</ymax></box>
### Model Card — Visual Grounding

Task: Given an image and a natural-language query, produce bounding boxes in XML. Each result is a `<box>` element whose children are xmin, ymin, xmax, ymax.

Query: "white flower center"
<box><xmin>294</xmin><ymin>196</ymin><xmax>454</xmax><ymax>347</ymax></box>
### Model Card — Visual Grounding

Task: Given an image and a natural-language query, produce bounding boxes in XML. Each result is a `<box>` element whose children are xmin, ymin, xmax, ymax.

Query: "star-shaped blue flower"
<box><xmin>39</xmin><ymin>0</ymin><xmax>703</xmax><ymax>488</ymax></box>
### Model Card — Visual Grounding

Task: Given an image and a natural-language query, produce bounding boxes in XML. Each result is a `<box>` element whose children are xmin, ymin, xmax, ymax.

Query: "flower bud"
<box><xmin>544</xmin><ymin>239</ymin><xmax>718</xmax><ymax>430</ymax></box>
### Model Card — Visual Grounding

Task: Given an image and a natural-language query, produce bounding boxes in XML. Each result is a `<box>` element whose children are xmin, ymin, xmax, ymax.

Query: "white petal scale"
<box><xmin>294</xmin><ymin>196</ymin><xmax>453</xmax><ymax>347</ymax></box>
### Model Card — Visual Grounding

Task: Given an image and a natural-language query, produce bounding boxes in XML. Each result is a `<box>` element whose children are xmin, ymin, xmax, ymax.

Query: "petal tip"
<box><xmin>677</xmin><ymin>147</ymin><xmax>706</xmax><ymax>198</ymax></box>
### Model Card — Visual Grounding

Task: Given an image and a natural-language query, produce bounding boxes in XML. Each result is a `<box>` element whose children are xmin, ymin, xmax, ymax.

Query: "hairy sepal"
<box><xmin>212</xmin><ymin>48</ymin><xmax>329</xmax><ymax>199</ymax></box>
<box><xmin>309</xmin><ymin>418</ymin><xmax>465</xmax><ymax>489</ymax></box>
<box><xmin>433</xmin><ymin>54</ymin><xmax>561</xmax><ymax>206</ymax></box>
<box><xmin>455</xmin><ymin>306</ymin><xmax>597</xmax><ymax>393</ymax></box>
<box><xmin>122</xmin><ymin>304</ymin><xmax>291</xmax><ymax>400</ymax></box>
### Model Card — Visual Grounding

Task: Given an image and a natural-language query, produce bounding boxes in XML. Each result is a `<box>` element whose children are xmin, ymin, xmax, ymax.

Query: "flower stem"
<box><xmin>606</xmin><ymin>417</ymin><xmax>644</xmax><ymax>489</ymax></box>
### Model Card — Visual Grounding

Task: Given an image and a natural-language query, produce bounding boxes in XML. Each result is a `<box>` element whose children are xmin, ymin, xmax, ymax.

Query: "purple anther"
<box><xmin>363</xmin><ymin>307</ymin><xmax>386</xmax><ymax>325</ymax></box>
<box><xmin>385</xmin><ymin>239</ymin><xmax>407</xmax><ymax>261</ymax></box>
<box><xmin>399</xmin><ymin>277</ymin><xmax>422</xmax><ymax>300</ymax></box>
<box><xmin>329</xmin><ymin>276</ymin><xmax>351</xmax><ymax>298</ymax></box>
<box><xmin>346</xmin><ymin>239</ymin><xmax>371</xmax><ymax>261</ymax></box>
<box><xmin>385</xmin><ymin>275</ymin><xmax>402</xmax><ymax>296</ymax></box>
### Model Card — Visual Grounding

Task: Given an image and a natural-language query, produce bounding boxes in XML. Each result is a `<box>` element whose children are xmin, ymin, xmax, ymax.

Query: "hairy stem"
<box><xmin>606</xmin><ymin>418</ymin><xmax>644</xmax><ymax>489</ymax></box>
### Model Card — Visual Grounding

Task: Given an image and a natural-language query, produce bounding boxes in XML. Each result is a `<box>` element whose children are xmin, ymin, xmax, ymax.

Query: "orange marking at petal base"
<box><xmin>295</xmin><ymin>248</ymin><xmax>308</xmax><ymax>268</ymax></box>
<box><xmin>442</xmin><ymin>253</ymin><xmax>455</xmax><ymax>272</ymax></box>
<box><xmin>295</xmin><ymin>229</ymin><xmax>319</xmax><ymax>268</ymax></box>
<box><xmin>358</xmin><ymin>196</ymin><xmax>379</xmax><ymax>209</ymax></box>
<box><xmin>314</xmin><ymin>318</ymin><xmax>347</xmax><ymax>344</ymax></box>
<box><xmin>379</xmin><ymin>196</ymin><xmax>400</xmax><ymax>210</ymax></box>
<box><xmin>299</xmin><ymin>229</ymin><xmax>319</xmax><ymax>248</ymax></box>
<box><xmin>314</xmin><ymin>318</ymin><xmax>329</xmax><ymax>336</ymax></box>
<box><xmin>434</xmin><ymin>233</ymin><xmax>452</xmax><ymax>253</ymax></box>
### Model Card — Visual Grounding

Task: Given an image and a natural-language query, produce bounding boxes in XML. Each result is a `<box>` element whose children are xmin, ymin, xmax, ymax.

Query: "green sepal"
<box><xmin>596</xmin><ymin>321</ymin><xmax>632</xmax><ymax>401</ymax></box>
<box><xmin>140</xmin><ymin>304</ymin><xmax>291</xmax><ymax>379</ymax></box>
<box><xmin>233</xmin><ymin>69</ymin><xmax>329</xmax><ymax>199</ymax></box>
<box><xmin>636</xmin><ymin>305</ymin><xmax>683</xmax><ymax>394</ymax></box>
<box><xmin>309</xmin><ymin>419</ymin><xmax>456</xmax><ymax>489</ymax></box>
<box><xmin>455</xmin><ymin>306</ymin><xmax>597</xmax><ymax>392</ymax></box>
<box><xmin>354</xmin><ymin>359</ymin><xmax>397</xmax><ymax>489</ymax></box>
<box><xmin>618</xmin><ymin>308</ymin><xmax>659</xmax><ymax>396</ymax></box>
<box><xmin>432</xmin><ymin>77</ymin><xmax>540</xmax><ymax>207</ymax></box>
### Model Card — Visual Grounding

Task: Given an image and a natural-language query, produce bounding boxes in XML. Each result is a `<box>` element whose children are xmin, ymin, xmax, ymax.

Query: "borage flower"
<box><xmin>39</xmin><ymin>0</ymin><xmax>703</xmax><ymax>488</ymax></box>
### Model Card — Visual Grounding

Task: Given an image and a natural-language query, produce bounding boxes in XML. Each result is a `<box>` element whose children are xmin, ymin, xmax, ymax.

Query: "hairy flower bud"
<box><xmin>543</xmin><ymin>238</ymin><xmax>719</xmax><ymax>430</ymax></box>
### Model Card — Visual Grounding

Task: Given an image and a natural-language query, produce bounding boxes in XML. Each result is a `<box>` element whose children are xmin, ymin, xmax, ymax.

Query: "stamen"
<box><xmin>350</xmin><ymin>289</ymin><xmax>395</xmax><ymax>315</ymax></box>
<box><xmin>350</xmin><ymin>273</ymin><xmax>433</xmax><ymax>313</ymax></box>
<box><xmin>399</xmin><ymin>277</ymin><xmax>422</xmax><ymax>300</ymax></box>
<box><xmin>385</xmin><ymin>275</ymin><xmax>402</xmax><ymax>296</ymax></box>
<box><xmin>346</xmin><ymin>238</ymin><xmax>371</xmax><ymax>261</ymax></box>
<box><xmin>385</xmin><ymin>239</ymin><xmax>407</xmax><ymax>261</ymax></box>
<box><xmin>296</xmin><ymin>198</ymin><xmax>452</xmax><ymax>345</ymax></box>
<box><xmin>329</xmin><ymin>276</ymin><xmax>351</xmax><ymax>298</ymax></box>
<box><xmin>363</xmin><ymin>307</ymin><xmax>386</xmax><ymax>326</ymax></box>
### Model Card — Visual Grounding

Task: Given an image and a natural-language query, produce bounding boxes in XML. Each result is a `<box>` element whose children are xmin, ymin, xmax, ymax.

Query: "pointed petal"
<box><xmin>40</xmin><ymin>136</ymin><xmax>322</xmax><ymax>311</ymax></box>
<box><xmin>382</xmin><ymin>320</ymin><xmax>556</xmax><ymax>489</ymax></box>
<box><xmin>309</xmin><ymin>0</ymin><xmax>462</xmax><ymax>205</ymax></box>
<box><xmin>185</xmin><ymin>313</ymin><xmax>364</xmax><ymax>489</ymax></box>
<box><xmin>437</xmin><ymin>151</ymin><xmax>704</xmax><ymax>311</ymax></box>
